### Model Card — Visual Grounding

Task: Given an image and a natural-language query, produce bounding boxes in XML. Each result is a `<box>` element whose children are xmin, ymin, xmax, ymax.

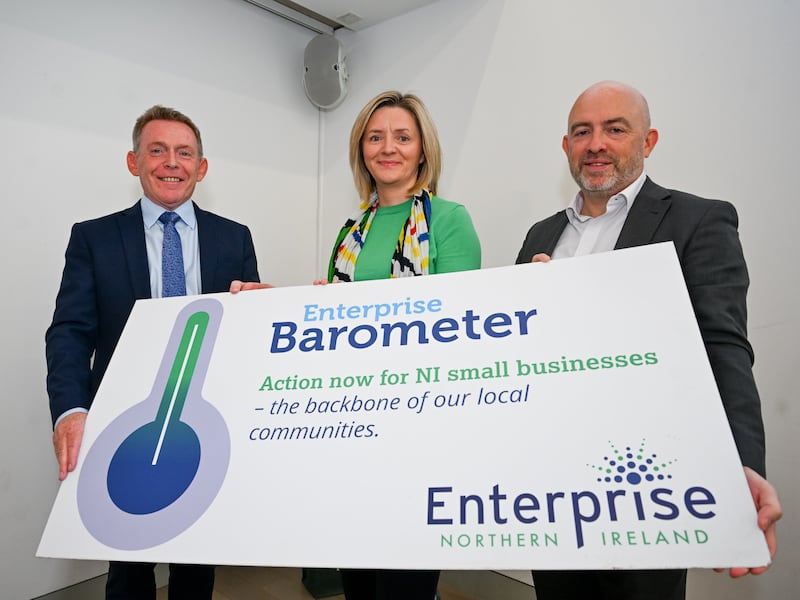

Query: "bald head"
<box><xmin>569</xmin><ymin>81</ymin><xmax>652</xmax><ymax>132</ymax></box>
<box><xmin>562</xmin><ymin>81</ymin><xmax>658</xmax><ymax>208</ymax></box>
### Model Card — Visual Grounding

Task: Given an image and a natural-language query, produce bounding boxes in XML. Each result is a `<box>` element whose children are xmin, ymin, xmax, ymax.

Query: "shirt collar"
<box><xmin>566</xmin><ymin>171</ymin><xmax>648</xmax><ymax>223</ymax></box>
<box><xmin>140</xmin><ymin>197</ymin><xmax>197</xmax><ymax>230</ymax></box>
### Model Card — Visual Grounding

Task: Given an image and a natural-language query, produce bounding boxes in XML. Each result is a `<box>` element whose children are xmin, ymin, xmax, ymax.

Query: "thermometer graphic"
<box><xmin>78</xmin><ymin>298</ymin><xmax>230</xmax><ymax>550</ymax></box>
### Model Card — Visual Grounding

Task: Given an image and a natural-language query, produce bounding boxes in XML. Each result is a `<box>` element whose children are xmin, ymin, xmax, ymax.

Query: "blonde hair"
<box><xmin>349</xmin><ymin>91</ymin><xmax>442</xmax><ymax>201</ymax></box>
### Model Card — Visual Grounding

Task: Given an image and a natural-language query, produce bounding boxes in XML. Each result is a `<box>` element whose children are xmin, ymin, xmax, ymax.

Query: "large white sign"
<box><xmin>38</xmin><ymin>243</ymin><xmax>769</xmax><ymax>570</ymax></box>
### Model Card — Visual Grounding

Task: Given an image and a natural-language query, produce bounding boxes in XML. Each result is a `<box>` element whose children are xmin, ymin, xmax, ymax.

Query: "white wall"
<box><xmin>1</xmin><ymin>0</ymin><xmax>797</xmax><ymax>598</ymax></box>
<box><xmin>321</xmin><ymin>0</ymin><xmax>799</xmax><ymax>599</ymax></box>
<box><xmin>0</xmin><ymin>0</ymin><xmax>319</xmax><ymax>597</ymax></box>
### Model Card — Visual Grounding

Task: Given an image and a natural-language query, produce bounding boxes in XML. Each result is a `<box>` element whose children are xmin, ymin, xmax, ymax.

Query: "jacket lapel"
<box><xmin>195</xmin><ymin>203</ymin><xmax>218</xmax><ymax>294</ymax></box>
<box><xmin>615</xmin><ymin>177</ymin><xmax>671</xmax><ymax>249</ymax></box>
<box><xmin>117</xmin><ymin>202</ymin><xmax>151</xmax><ymax>299</ymax></box>
<box><xmin>539</xmin><ymin>212</ymin><xmax>570</xmax><ymax>256</ymax></box>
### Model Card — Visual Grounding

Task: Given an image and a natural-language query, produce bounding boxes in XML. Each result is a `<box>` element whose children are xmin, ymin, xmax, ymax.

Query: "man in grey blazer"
<box><xmin>515</xmin><ymin>81</ymin><xmax>781</xmax><ymax>600</ymax></box>
<box><xmin>46</xmin><ymin>105</ymin><xmax>260</xmax><ymax>599</ymax></box>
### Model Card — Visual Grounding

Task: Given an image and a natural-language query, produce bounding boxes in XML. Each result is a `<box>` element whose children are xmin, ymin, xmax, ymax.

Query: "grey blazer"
<box><xmin>515</xmin><ymin>177</ymin><xmax>766</xmax><ymax>475</ymax></box>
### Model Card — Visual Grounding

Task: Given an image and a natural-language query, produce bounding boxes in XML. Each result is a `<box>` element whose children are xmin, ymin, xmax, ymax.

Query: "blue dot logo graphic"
<box><xmin>587</xmin><ymin>439</ymin><xmax>675</xmax><ymax>486</ymax></box>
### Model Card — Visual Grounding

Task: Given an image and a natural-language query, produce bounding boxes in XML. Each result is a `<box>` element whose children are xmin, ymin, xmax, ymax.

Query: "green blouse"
<box><xmin>328</xmin><ymin>195</ymin><xmax>481</xmax><ymax>281</ymax></box>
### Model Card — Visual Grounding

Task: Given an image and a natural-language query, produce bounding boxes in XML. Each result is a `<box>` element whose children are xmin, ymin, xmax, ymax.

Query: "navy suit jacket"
<box><xmin>515</xmin><ymin>177</ymin><xmax>766</xmax><ymax>475</ymax></box>
<box><xmin>46</xmin><ymin>201</ymin><xmax>260</xmax><ymax>424</ymax></box>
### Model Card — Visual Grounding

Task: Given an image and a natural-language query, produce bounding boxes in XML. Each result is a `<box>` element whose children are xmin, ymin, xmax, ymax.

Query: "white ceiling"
<box><xmin>247</xmin><ymin>0</ymin><xmax>441</xmax><ymax>31</ymax></box>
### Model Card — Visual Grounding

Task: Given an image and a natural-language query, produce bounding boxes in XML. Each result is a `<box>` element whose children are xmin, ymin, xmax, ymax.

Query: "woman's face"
<box><xmin>362</xmin><ymin>106</ymin><xmax>424</xmax><ymax>204</ymax></box>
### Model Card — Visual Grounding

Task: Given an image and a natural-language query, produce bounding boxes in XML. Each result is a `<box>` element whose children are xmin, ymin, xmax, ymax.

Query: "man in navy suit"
<box><xmin>515</xmin><ymin>81</ymin><xmax>782</xmax><ymax>600</ymax></box>
<box><xmin>46</xmin><ymin>105</ymin><xmax>260</xmax><ymax>599</ymax></box>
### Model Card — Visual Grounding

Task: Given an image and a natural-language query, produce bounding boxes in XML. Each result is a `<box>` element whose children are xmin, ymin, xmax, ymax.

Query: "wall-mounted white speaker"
<box><xmin>303</xmin><ymin>34</ymin><xmax>348</xmax><ymax>110</ymax></box>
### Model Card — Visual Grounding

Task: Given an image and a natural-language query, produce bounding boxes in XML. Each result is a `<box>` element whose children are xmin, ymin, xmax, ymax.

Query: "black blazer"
<box><xmin>515</xmin><ymin>177</ymin><xmax>765</xmax><ymax>475</ymax></box>
<box><xmin>46</xmin><ymin>201</ymin><xmax>260</xmax><ymax>424</ymax></box>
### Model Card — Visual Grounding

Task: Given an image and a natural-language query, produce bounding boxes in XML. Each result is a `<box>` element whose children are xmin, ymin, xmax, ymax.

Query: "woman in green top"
<box><xmin>326</xmin><ymin>90</ymin><xmax>480</xmax><ymax>284</ymax></box>
<box><xmin>329</xmin><ymin>91</ymin><xmax>480</xmax><ymax>599</ymax></box>
<box><xmin>230</xmin><ymin>91</ymin><xmax>481</xmax><ymax>597</ymax></box>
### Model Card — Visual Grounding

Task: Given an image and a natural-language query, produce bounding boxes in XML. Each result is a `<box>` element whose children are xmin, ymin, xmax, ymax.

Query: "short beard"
<box><xmin>574</xmin><ymin>170</ymin><xmax>622</xmax><ymax>194</ymax></box>
<box><xmin>571</xmin><ymin>150</ymin><xmax>643</xmax><ymax>197</ymax></box>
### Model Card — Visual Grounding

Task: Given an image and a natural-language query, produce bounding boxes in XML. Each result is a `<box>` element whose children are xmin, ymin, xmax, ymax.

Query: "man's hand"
<box><xmin>52</xmin><ymin>412</ymin><xmax>87</xmax><ymax>481</ymax></box>
<box><xmin>531</xmin><ymin>253</ymin><xmax>551</xmax><ymax>263</ymax></box>
<box><xmin>229</xmin><ymin>280</ymin><xmax>274</xmax><ymax>293</ymax></box>
<box><xmin>716</xmin><ymin>466</ymin><xmax>782</xmax><ymax>577</ymax></box>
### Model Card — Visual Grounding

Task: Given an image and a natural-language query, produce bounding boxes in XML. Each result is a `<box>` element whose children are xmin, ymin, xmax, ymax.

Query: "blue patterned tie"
<box><xmin>159</xmin><ymin>211</ymin><xmax>186</xmax><ymax>297</ymax></box>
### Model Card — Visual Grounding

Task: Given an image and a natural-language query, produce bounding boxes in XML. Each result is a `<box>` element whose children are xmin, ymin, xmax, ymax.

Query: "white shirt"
<box><xmin>552</xmin><ymin>172</ymin><xmax>648</xmax><ymax>259</ymax></box>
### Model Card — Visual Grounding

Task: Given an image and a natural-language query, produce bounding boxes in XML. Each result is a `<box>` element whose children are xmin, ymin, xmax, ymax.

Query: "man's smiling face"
<box><xmin>562</xmin><ymin>83</ymin><xmax>657</xmax><ymax>204</ymax></box>
<box><xmin>127</xmin><ymin>119</ymin><xmax>208</xmax><ymax>210</ymax></box>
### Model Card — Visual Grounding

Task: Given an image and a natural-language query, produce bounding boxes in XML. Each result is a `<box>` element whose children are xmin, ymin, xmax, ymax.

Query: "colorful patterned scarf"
<box><xmin>330</xmin><ymin>189</ymin><xmax>432</xmax><ymax>282</ymax></box>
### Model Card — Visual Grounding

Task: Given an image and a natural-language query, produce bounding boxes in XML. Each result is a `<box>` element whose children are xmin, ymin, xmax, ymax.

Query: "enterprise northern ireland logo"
<box><xmin>77</xmin><ymin>299</ymin><xmax>230</xmax><ymax>550</ymax></box>
<box><xmin>429</xmin><ymin>439</ymin><xmax>716</xmax><ymax>551</ymax></box>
